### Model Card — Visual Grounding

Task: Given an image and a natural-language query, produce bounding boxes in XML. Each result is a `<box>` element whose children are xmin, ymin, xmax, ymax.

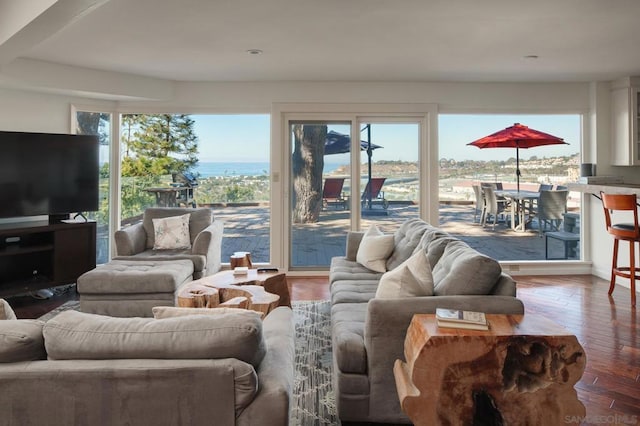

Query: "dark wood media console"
<box><xmin>0</xmin><ymin>220</ymin><xmax>96</xmax><ymax>298</ymax></box>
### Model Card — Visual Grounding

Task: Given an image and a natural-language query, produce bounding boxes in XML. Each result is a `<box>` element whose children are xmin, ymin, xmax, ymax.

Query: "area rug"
<box><xmin>39</xmin><ymin>300</ymin><xmax>339</xmax><ymax>426</ymax></box>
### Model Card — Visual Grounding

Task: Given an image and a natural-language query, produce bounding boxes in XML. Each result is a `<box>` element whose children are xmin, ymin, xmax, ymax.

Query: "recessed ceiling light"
<box><xmin>246</xmin><ymin>49</ymin><xmax>263</xmax><ymax>55</ymax></box>
<box><xmin>523</xmin><ymin>55</ymin><xmax>539</xmax><ymax>60</ymax></box>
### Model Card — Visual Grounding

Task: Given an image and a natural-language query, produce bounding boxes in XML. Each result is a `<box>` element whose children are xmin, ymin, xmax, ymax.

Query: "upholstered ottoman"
<box><xmin>77</xmin><ymin>259</ymin><xmax>194</xmax><ymax>317</ymax></box>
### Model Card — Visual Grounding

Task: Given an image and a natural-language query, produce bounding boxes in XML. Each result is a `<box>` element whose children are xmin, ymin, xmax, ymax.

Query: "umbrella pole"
<box><xmin>516</xmin><ymin>146</ymin><xmax>521</xmax><ymax>192</ymax></box>
<box><xmin>367</xmin><ymin>125</ymin><xmax>373</xmax><ymax>208</ymax></box>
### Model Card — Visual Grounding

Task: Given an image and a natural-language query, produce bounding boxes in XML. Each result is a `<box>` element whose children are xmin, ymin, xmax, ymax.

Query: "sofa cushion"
<box><xmin>331</xmin><ymin>303</ymin><xmax>368</xmax><ymax>374</ymax></box>
<box><xmin>152</xmin><ymin>213</ymin><xmax>192</xmax><ymax>250</ymax></box>
<box><xmin>432</xmin><ymin>242</ymin><xmax>502</xmax><ymax>296</ymax></box>
<box><xmin>0</xmin><ymin>320</ymin><xmax>46</xmax><ymax>362</ymax></box>
<box><xmin>0</xmin><ymin>299</ymin><xmax>17</xmax><ymax>320</ymax></box>
<box><xmin>423</xmin><ymin>236</ymin><xmax>458</xmax><ymax>267</ymax></box>
<box><xmin>376</xmin><ymin>250</ymin><xmax>434</xmax><ymax>298</ymax></box>
<box><xmin>356</xmin><ymin>225</ymin><xmax>395</xmax><ymax>273</ymax></box>
<box><xmin>43</xmin><ymin>310</ymin><xmax>266</xmax><ymax>367</ymax></box>
<box><xmin>143</xmin><ymin>207</ymin><xmax>213</xmax><ymax>249</ymax></box>
<box><xmin>331</xmin><ymin>280</ymin><xmax>379</xmax><ymax>304</ymax></box>
<box><xmin>386</xmin><ymin>218</ymin><xmax>432</xmax><ymax>270</ymax></box>
<box><xmin>330</xmin><ymin>257</ymin><xmax>384</xmax><ymax>285</ymax></box>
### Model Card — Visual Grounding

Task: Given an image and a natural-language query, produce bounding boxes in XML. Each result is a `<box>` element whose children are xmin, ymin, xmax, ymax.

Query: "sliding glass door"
<box><xmin>286</xmin><ymin>116</ymin><xmax>425</xmax><ymax>270</ymax></box>
<box><xmin>289</xmin><ymin>122</ymin><xmax>352</xmax><ymax>269</ymax></box>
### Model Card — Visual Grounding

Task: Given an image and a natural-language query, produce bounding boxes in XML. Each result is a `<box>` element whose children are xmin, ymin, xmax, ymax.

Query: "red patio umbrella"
<box><xmin>467</xmin><ymin>123</ymin><xmax>568</xmax><ymax>191</ymax></box>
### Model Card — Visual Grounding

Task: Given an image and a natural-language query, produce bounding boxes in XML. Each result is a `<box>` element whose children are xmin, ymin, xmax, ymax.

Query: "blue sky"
<box><xmin>191</xmin><ymin>113</ymin><xmax>580</xmax><ymax>163</ymax></box>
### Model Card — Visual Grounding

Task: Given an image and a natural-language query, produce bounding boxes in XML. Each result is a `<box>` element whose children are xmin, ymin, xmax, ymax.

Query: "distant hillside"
<box><xmin>328</xmin><ymin>154</ymin><xmax>579</xmax><ymax>179</ymax></box>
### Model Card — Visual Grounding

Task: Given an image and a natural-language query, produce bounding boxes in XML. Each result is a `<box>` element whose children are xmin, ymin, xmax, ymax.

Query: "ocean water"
<box><xmin>194</xmin><ymin>161</ymin><xmax>343</xmax><ymax>177</ymax></box>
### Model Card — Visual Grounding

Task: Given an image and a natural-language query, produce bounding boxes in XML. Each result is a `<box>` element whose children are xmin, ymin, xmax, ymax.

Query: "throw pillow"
<box><xmin>152</xmin><ymin>213</ymin><xmax>191</xmax><ymax>250</ymax></box>
<box><xmin>152</xmin><ymin>306</ymin><xmax>264</xmax><ymax>319</ymax></box>
<box><xmin>0</xmin><ymin>299</ymin><xmax>17</xmax><ymax>320</ymax></box>
<box><xmin>356</xmin><ymin>225</ymin><xmax>395</xmax><ymax>273</ymax></box>
<box><xmin>376</xmin><ymin>249</ymin><xmax>434</xmax><ymax>298</ymax></box>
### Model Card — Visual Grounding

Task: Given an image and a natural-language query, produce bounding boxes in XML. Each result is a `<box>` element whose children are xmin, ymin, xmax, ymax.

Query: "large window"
<box><xmin>75</xmin><ymin>110</ymin><xmax>112</xmax><ymax>265</ymax></box>
<box><xmin>438</xmin><ymin>114</ymin><xmax>581</xmax><ymax>261</ymax></box>
<box><xmin>118</xmin><ymin>113</ymin><xmax>271</xmax><ymax>264</ymax></box>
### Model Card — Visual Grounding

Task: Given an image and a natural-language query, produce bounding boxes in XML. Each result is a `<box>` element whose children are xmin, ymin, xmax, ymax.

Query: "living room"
<box><xmin>1</xmin><ymin>1</ymin><xmax>639</xmax><ymax>424</ymax></box>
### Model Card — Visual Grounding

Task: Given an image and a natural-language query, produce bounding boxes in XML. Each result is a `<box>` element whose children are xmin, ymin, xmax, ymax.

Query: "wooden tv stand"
<box><xmin>0</xmin><ymin>220</ymin><xmax>96</xmax><ymax>298</ymax></box>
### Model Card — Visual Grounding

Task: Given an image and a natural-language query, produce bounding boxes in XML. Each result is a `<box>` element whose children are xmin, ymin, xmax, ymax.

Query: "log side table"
<box><xmin>393</xmin><ymin>314</ymin><xmax>586</xmax><ymax>426</ymax></box>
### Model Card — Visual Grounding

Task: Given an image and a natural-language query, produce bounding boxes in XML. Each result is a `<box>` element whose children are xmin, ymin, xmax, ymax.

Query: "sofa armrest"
<box><xmin>114</xmin><ymin>223</ymin><xmax>147</xmax><ymax>256</ymax></box>
<box><xmin>363</xmin><ymin>296</ymin><xmax>524</xmax><ymax>420</ymax></box>
<box><xmin>192</xmin><ymin>220</ymin><xmax>224</xmax><ymax>275</ymax></box>
<box><xmin>237</xmin><ymin>307</ymin><xmax>295</xmax><ymax>426</ymax></box>
<box><xmin>345</xmin><ymin>231</ymin><xmax>365</xmax><ymax>261</ymax></box>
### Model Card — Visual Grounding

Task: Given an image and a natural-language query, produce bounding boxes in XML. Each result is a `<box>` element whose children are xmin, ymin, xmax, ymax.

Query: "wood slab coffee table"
<box><xmin>393</xmin><ymin>313</ymin><xmax>586</xmax><ymax>426</ymax></box>
<box><xmin>176</xmin><ymin>270</ymin><xmax>288</xmax><ymax>315</ymax></box>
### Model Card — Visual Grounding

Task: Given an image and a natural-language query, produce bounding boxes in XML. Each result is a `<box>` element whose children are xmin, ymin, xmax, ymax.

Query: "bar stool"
<box><xmin>601</xmin><ymin>192</ymin><xmax>639</xmax><ymax>306</ymax></box>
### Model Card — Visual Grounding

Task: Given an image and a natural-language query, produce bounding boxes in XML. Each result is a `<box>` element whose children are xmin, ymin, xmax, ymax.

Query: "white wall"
<box><xmin>0</xmin><ymin>86</ymin><xmax>115</xmax><ymax>132</ymax></box>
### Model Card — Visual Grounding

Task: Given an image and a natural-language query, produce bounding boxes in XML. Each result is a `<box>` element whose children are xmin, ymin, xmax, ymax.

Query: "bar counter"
<box><xmin>568</xmin><ymin>182</ymin><xmax>640</xmax><ymax>197</ymax></box>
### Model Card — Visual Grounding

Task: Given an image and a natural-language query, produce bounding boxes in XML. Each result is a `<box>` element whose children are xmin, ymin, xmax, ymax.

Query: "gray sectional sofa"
<box><xmin>330</xmin><ymin>218</ymin><xmax>525</xmax><ymax>424</ymax></box>
<box><xmin>0</xmin><ymin>307</ymin><xmax>295</xmax><ymax>426</ymax></box>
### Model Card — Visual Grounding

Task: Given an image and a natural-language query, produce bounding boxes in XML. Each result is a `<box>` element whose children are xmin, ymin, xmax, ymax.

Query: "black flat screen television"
<box><xmin>0</xmin><ymin>130</ymin><xmax>99</xmax><ymax>221</ymax></box>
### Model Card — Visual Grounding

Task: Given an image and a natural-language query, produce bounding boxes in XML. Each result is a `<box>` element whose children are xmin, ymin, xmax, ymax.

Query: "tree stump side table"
<box><xmin>393</xmin><ymin>314</ymin><xmax>586</xmax><ymax>426</ymax></box>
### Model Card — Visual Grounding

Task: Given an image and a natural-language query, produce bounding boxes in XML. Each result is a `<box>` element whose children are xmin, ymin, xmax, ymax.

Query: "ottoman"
<box><xmin>77</xmin><ymin>259</ymin><xmax>194</xmax><ymax>317</ymax></box>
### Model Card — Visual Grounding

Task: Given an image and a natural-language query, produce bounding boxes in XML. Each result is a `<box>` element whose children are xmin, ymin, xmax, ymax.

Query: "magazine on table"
<box><xmin>435</xmin><ymin>308</ymin><xmax>489</xmax><ymax>330</ymax></box>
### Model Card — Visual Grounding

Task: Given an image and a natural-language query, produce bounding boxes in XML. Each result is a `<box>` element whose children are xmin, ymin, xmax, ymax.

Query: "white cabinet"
<box><xmin>611</xmin><ymin>77</ymin><xmax>640</xmax><ymax>166</ymax></box>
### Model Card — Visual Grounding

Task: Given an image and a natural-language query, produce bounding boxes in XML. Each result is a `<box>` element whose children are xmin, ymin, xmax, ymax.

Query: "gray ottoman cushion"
<box><xmin>118</xmin><ymin>251</ymin><xmax>206</xmax><ymax>273</ymax></box>
<box><xmin>77</xmin><ymin>260</ymin><xmax>194</xmax><ymax>294</ymax></box>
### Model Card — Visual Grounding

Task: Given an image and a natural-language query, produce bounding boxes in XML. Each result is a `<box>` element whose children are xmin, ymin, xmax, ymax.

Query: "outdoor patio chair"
<box><xmin>481</xmin><ymin>181</ymin><xmax>503</xmax><ymax>190</ymax></box>
<box><xmin>538</xmin><ymin>184</ymin><xmax>554</xmax><ymax>191</ymax></box>
<box><xmin>545</xmin><ymin>212</ymin><xmax>580</xmax><ymax>260</ymax></box>
<box><xmin>322</xmin><ymin>177</ymin><xmax>348</xmax><ymax>210</ymax></box>
<box><xmin>536</xmin><ymin>189</ymin><xmax>568</xmax><ymax>235</ymax></box>
<box><xmin>361</xmin><ymin>177</ymin><xmax>389</xmax><ymax>209</ymax></box>
<box><xmin>472</xmin><ymin>184</ymin><xmax>483</xmax><ymax>223</ymax></box>
<box><xmin>480</xmin><ymin>184</ymin><xmax>510</xmax><ymax>228</ymax></box>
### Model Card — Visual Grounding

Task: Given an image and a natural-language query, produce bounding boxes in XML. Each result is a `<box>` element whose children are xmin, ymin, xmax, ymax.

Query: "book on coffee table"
<box><xmin>233</xmin><ymin>266</ymin><xmax>249</xmax><ymax>276</ymax></box>
<box><xmin>435</xmin><ymin>308</ymin><xmax>489</xmax><ymax>330</ymax></box>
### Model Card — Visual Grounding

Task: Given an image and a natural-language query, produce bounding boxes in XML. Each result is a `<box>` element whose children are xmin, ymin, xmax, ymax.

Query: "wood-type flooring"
<box><xmin>7</xmin><ymin>274</ymin><xmax>639</xmax><ymax>422</ymax></box>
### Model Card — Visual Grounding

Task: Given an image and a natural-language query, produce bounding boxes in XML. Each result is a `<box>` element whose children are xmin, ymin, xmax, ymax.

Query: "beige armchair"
<box><xmin>114</xmin><ymin>207</ymin><xmax>223</xmax><ymax>278</ymax></box>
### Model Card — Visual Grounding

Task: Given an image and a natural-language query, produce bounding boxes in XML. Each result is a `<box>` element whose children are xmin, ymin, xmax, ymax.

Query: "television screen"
<box><xmin>0</xmin><ymin>131</ymin><xmax>99</xmax><ymax>219</ymax></box>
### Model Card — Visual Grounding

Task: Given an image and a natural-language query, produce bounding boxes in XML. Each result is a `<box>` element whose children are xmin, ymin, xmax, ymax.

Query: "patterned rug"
<box><xmin>39</xmin><ymin>300</ymin><xmax>339</xmax><ymax>426</ymax></box>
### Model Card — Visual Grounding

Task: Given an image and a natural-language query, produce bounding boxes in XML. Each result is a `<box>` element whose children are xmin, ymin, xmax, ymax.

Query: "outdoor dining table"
<box><xmin>495</xmin><ymin>190</ymin><xmax>540</xmax><ymax>232</ymax></box>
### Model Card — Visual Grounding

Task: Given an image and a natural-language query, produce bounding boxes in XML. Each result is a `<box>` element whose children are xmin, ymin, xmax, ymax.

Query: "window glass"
<box><xmin>438</xmin><ymin>114</ymin><xmax>581</xmax><ymax>261</ymax></box>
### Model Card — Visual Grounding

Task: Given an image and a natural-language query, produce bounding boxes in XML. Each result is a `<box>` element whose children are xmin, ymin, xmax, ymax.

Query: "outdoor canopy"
<box><xmin>467</xmin><ymin>123</ymin><xmax>568</xmax><ymax>191</ymax></box>
<box><xmin>325</xmin><ymin>129</ymin><xmax>384</xmax><ymax>209</ymax></box>
<box><xmin>324</xmin><ymin>130</ymin><xmax>382</xmax><ymax>155</ymax></box>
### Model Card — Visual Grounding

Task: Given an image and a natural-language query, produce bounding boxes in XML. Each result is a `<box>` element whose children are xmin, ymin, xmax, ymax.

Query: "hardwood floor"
<box><xmin>6</xmin><ymin>274</ymin><xmax>639</xmax><ymax>421</ymax></box>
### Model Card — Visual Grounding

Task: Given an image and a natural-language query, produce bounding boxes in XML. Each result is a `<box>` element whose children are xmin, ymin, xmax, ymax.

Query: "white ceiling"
<box><xmin>2</xmin><ymin>0</ymin><xmax>640</xmax><ymax>83</ymax></box>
